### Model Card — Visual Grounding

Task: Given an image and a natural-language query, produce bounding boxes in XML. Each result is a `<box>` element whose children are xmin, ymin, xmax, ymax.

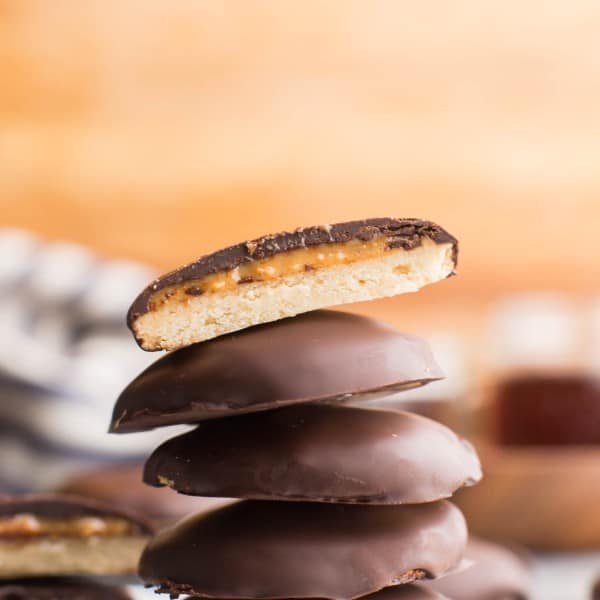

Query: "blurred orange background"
<box><xmin>2</xmin><ymin>1</ymin><xmax>599</xmax><ymax>335</ymax></box>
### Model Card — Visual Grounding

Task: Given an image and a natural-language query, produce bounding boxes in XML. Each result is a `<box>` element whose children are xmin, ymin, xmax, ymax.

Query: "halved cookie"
<box><xmin>128</xmin><ymin>218</ymin><xmax>457</xmax><ymax>350</ymax></box>
<box><xmin>0</xmin><ymin>494</ymin><xmax>153</xmax><ymax>578</ymax></box>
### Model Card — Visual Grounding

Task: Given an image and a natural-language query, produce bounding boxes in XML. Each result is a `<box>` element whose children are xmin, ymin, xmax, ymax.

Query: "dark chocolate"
<box><xmin>110</xmin><ymin>310</ymin><xmax>443</xmax><ymax>432</ymax></box>
<box><xmin>144</xmin><ymin>405</ymin><xmax>481</xmax><ymax>504</ymax></box>
<box><xmin>57</xmin><ymin>463</ymin><xmax>233</xmax><ymax>525</ymax></box>
<box><xmin>138</xmin><ymin>499</ymin><xmax>467</xmax><ymax>600</ymax></box>
<box><xmin>127</xmin><ymin>218</ymin><xmax>458</xmax><ymax>330</ymax></box>
<box><xmin>0</xmin><ymin>578</ymin><xmax>131</xmax><ymax>600</ymax></box>
<box><xmin>425</xmin><ymin>538</ymin><xmax>531</xmax><ymax>600</ymax></box>
<box><xmin>0</xmin><ymin>494</ymin><xmax>153</xmax><ymax>535</ymax></box>
<box><xmin>363</xmin><ymin>585</ymin><xmax>448</xmax><ymax>600</ymax></box>
<box><xmin>593</xmin><ymin>575</ymin><xmax>600</xmax><ymax>600</ymax></box>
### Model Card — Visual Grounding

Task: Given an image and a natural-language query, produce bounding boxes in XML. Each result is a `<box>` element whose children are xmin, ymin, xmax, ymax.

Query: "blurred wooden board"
<box><xmin>2</xmin><ymin>1</ymin><xmax>600</xmax><ymax>314</ymax></box>
<box><xmin>455</xmin><ymin>441</ymin><xmax>600</xmax><ymax>550</ymax></box>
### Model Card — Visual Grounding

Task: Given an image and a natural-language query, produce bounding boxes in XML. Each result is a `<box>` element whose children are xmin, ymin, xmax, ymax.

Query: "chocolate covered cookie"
<box><xmin>139</xmin><ymin>499</ymin><xmax>467</xmax><ymax>599</ymax></box>
<box><xmin>144</xmin><ymin>405</ymin><xmax>481</xmax><ymax>504</ymax></box>
<box><xmin>127</xmin><ymin>218</ymin><xmax>457</xmax><ymax>350</ymax></box>
<box><xmin>111</xmin><ymin>310</ymin><xmax>443</xmax><ymax>432</ymax></box>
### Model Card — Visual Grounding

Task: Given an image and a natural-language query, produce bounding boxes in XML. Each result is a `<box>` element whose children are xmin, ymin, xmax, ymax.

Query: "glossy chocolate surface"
<box><xmin>139</xmin><ymin>499</ymin><xmax>467</xmax><ymax>599</ymax></box>
<box><xmin>111</xmin><ymin>311</ymin><xmax>443</xmax><ymax>432</ymax></box>
<box><xmin>144</xmin><ymin>405</ymin><xmax>481</xmax><ymax>504</ymax></box>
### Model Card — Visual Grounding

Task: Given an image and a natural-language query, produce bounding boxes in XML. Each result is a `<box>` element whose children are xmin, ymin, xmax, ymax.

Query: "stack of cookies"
<box><xmin>109</xmin><ymin>218</ymin><xmax>482</xmax><ymax>600</ymax></box>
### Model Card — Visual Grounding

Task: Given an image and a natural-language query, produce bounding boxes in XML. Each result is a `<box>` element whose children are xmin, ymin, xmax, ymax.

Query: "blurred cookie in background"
<box><xmin>0</xmin><ymin>494</ymin><xmax>153</xmax><ymax>578</ymax></box>
<box><xmin>0</xmin><ymin>578</ymin><xmax>132</xmax><ymax>600</ymax></box>
<box><xmin>57</xmin><ymin>463</ymin><xmax>234</xmax><ymax>527</ymax></box>
<box><xmin>458</xmin><ymin>293</ymin><xmax>600</xmax><ymax>550</ymax></box>
<box><xmin>424</xmin><ymin>537</ymin><xmax>531</xmax><ymax>600</ymax></box>
<box><xmin>494</xmin><ymin>373</ymin><xmax>600</xmax><ymax>446</ymax></box>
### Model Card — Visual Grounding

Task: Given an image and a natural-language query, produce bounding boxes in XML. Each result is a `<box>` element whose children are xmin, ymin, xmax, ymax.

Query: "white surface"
<box><xmin>532</xmin><ymin>552</ymin><xmax>600</xmax><ymax>600</ymax></box>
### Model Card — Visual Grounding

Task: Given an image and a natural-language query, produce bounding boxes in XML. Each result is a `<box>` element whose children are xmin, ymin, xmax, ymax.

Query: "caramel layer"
<box><xmin>150</xmin><ymin>237</ymin><xmax>391</xmax><ymax>310</ymax></box>
<box><xmin>0</xmin><ymin>515</ymin><xmax>137</xmax><ymax>538</ymax></box>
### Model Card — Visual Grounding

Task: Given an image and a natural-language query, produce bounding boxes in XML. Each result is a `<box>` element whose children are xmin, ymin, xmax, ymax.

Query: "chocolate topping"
<box><xmin>0</xmin><ymin>494</ymin><xmax>153</xmax><ymax>535</ymax></box>
<box><xmin>110</xmin><ymin>310</ymin><xmax>443</xmax><ymax>433</ymax></box>
<box><xmin>138</xmin><ymin>499</ymin><xmax>467</xmax><ymax>600</ymax></box>
<box><xmin>425</xmin><ymin>538</ymin><xmax>531</xmax><ymax>600</ymax></box>
<box><xmin>127</xmin><ymin>218</ymin><xmax>458</xmax><ymax>329</ymax></box>
<box><xmin>0</xmin><ymin>579</ymin><xmax>131</xmax><ymax>600</ymax></box>
<box><xmin>144</xmin><ymin>405</ymin><xmax>481</xmax><ymax>504</ymax></box>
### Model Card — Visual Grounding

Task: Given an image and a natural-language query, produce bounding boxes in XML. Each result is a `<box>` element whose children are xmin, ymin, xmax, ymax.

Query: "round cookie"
<box><xmin>0</xmin><ymin>494</ymin><xmax>153</xmax><ymax>579</ymax></box>
<box><xmin>110</xmin><ymin>310</ymin><xmax>444</xmax><ymax>432</ymax></box>
<box><xmin>144</xmin><ymin>405</ymin><xmax>481</xmax><ymax>504</ymax></box>
<box><xmin>139</xmin><ymin>499</ymin><xmax>467</xmax><ymax>600</ymax></box>
<box><xmin>127</xmin><ymin>217</ymin><xmax>457</xmax><ymax>350</ymax></box>
<box><xmin>57</xmin><ymin>463</ymin><xmax>233</xmax><ymax>526</ymax></box>
<box><xmin>425</xmin><ymin>538</ymin><xmax>531</xmax><ymax>599</ymax></box>
<box><xmin>0</xmin><ymin>578</ymin><xmax>131</xmax><ymax>600</ymax></box>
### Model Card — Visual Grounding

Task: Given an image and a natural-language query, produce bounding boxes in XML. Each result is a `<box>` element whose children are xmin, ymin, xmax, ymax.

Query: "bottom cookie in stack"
<box><xmin>139</xmin><ymin>500</ymin><xmax>467</xmax><ymax>599</ymax></box>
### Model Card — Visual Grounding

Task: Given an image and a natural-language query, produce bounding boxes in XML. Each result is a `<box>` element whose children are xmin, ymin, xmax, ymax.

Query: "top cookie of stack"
<box><xmin>109</xmin><ymin>217</ymin><xmax>481</xmax><ymax>600</ymax></box>
<box><xmin>127</xmin><ymin>217</ymin><xmax>456</xmax><ymax>351</ymax></box>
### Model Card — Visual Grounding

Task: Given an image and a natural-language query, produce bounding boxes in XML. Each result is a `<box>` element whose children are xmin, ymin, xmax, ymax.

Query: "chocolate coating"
<box><xmin>128</xmin><ymin>218</ymin><xmax>458</xmax><ymax>331</ymax></box>
<box><xmin>0</xmin><ymin>494</ymin><xmax>153</xmax><ymax>535</ymax></box>
<box><xmin>57</xmin><ymin>463</ymin><xmax>233</xmax><ymax>526</ymax></box>
<box><xmin>110</xmin><ymin>310</ymin><xmax>443</xmax><ymax>432</ymax></box>
<box><xmin>361</xmin><ymin>586</ymin><xmax>449</xmax><ymax>600</ymax></box>
<box><xmin>144</xmin><ymin>405</ymin><xmax>481</xmax><ymax>504</ymax></box>
<box><xmin>0</xmin><ymin>578</ymin><xmax>131</xmax><ymax>600</ymax></box>
<box><xmin>139</xmin><ymin>499</ymin><xmax>467</xmax><ymax>600</ymax></box>
<box><xmin>425</xmin><ymin>538</ymin><xmax>531</xmax><ymax>600</ymax></box>
<box><xmin>593</xmin><ymin>575</ymin><xmax>600</xmax><ymax>600</ymax></box>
